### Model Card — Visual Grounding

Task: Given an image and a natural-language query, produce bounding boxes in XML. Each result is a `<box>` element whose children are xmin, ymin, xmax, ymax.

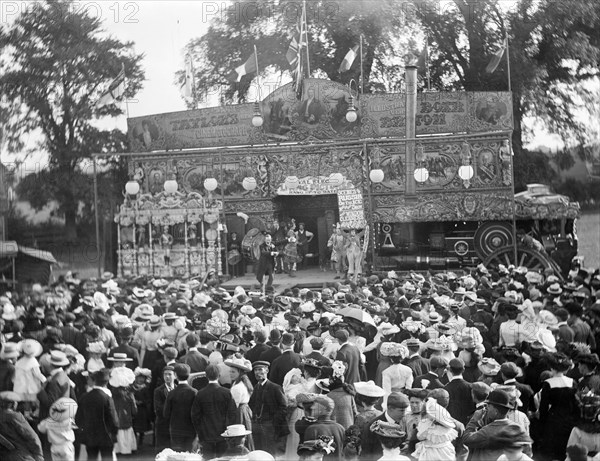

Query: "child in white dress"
<box><xmin>14</xmin><ymin>339</ymin><xmax>45</xmax><ymax>409</ymax></box>
<box><xmin>412</xmin><ymin>398</ymin><xmax>458</xmax><ymax>461</ymax></box>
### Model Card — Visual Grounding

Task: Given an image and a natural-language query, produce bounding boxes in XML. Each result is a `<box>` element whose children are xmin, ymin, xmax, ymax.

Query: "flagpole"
<box><xmin>359</xmin><ymin>35</ymin><xmax>364</xmax><ymax>94</ymax></box>
<box><xmin>253</xmin><ymin>44</ymin><xmax>261</xmax><ymax>99</ymax></box>
<box><xmin>303</xmin><ymin>0</ymin><xmax>310</xmax><ymax>77</ymax></box>
<box><xmin>426</xmin><ymin>35</ymin><xmax>431</xmax><ymax>91</ymax></box>
<box><xmin>505</xmin><ymin>35</ymin><xmax>511</xmax><ymax>92</ymax></box>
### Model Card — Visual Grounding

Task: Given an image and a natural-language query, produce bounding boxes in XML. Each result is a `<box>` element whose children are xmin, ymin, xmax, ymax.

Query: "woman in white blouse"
<box><xmin>225</xmin><ymin>354</ymin><xmax>254</xmax><ymax>451</ymax></box>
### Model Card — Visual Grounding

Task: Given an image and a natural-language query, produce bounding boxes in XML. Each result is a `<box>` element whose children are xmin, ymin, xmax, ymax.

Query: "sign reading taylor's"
<box><xmin>128</xmin><ymin>79</ymin><xmax>513</xmax><ymax>152</ymax></box>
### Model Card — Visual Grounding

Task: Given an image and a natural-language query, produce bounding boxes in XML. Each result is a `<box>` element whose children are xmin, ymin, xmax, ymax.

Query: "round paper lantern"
<box><xmin>458</xmin><ymin>165</ymin><xmax>474</xmax><ymax>181</ymax></box>
<box><xmin>163</xmin><ymin>179</ymin><xmax>178</xmax><ymax>194</ymax></box>
<box><xmin>242</xmin><ymin>177</ymin><xmax>257</xmax><ymax>191</ymax></box>
<box><xmin>252</xmin><ymin>114</ymin><xmax>264</xmax><ymax>127</ymax></box>
<box><xmin>125</xmin><ymin>180</ymin><xmax>140</xmax><ymax>195</ymax></box>
<box><xmin>328</xmin><ymin>173</ymin><xmax>344</xmax><ymax>186</ymax></box>
<box><xmin>414</xmin><ymin>167</ymin><xmax>429</xmax><ymax>183</ymax></box>
<box><xmin>346</xmin><ymin>107</ymin><xmax>357</xmax><ymax>123</ymax></box>
<box><xmin>369</xmin><ymin>169</ymin><xmax>384</xmax><ymax>183</ymax></box>
<box><xmin>204</xmin><ymin>177</ymin><xmax>218</xmax><ymax>191</ymax></box>
<box><xmin>285</xmin><ymin>176</ymin><xmax>299</xmax><ymax>189</ymax></box>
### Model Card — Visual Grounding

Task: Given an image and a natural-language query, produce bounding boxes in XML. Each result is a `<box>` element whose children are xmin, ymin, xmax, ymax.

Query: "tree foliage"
<box><xmin>0</xmin><ymin>0</ymin><xmax>144</xmax><ymax>240</ymax></box>
<box><xmin>184</xmin><ymin>0</ymin><xmax>599</xmax><ymax>186</ymax></box>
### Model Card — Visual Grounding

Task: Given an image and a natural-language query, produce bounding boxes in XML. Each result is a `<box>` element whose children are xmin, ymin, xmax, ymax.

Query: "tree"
<box><xmin>410</xmin><ymin>0</ymin><xmax>599</xmax><ymax>154</ymax></box>
<box><xmin>179</xmin><ymin>0</ymin><xmax>418</xmax><ymax>104</ymax></box>
<box><xmin>0</xmin><ymin>0</ymin><xmax>144</xmax><ymax>240</ymax></box>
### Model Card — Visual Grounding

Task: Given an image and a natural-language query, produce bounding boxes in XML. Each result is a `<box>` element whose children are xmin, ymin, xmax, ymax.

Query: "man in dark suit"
<box><xmin>444</xmin><ymin>358</ymin><xmax>475</xmax><ymax>425</ymax></box>
<box><xmin>334</xmin><ymin>329</ymin><xmax>362</xmax><ymax>384</ymax></box>
<box><xmin>0</xmin><ymin>342</ymin><xmax>18</xmax><ymax>392</ymax></box>
<box><xmin>164</xmin><ymin>364</ymin><xmax>197</xmax><ymax>451</ymax></box>
<box><xmin>246</xmin><ymin>330</ymin><xmax>270</xmax><ymax>364</ymax></box>
<box><xmin>500</xmin><ymin>361</ymin><xmax>534</xmax><ymax>413</ymax></box>
<box><xmin>413</xmin><ymin>356</ymin><xmax>448</xmax><ymax>390</ymax></box>
<box><xmin>360</xmin><ymin>392</ymin><xmax>409</xmax><ymax>460</ymax></box>
<box><xmin>179</xmin><ymin>333</ymin><xmax>208</xmax><ymax>373</ymax></box>
<box><xmin>249</xmin><ymin>361</ymin><xmax>289</xmax><ymax>457</ymax></box>
<box><xmin>75</xmin><ymin>369</ymin><xmax>118</xmax><ymax>461</ymax></box>
<box><xmin>191</xmin><ymin>364</ymin><xmax>237</xmax><ymax>459</ymax></box>
<box><xmin>258</xmin><ymin>329</ymin><xmax>282</xmax><ymax>365</ymax></box>
<box><xmin>269</xmin><ymin>332</ymin><xmax>302</xmax><ymax>386</ymax></box>
<box><xmin>60</xmin><ymin>312</ymin><xmax>87</xmax><ymax>354</ymax></box>
<box><xmin>150</xmin><ymin>346</ymin><xmax>178</xmax><ymax>397</ymax></box>
<box><xmin>107</xmin><ymin>327</ymin><xmax>139</xmax><ymax>370</ymax></box>
<box><xmin>305</xmin><ymin>337</ymin><xmax>331</xmax><ymax>367</ymax></box>
<box><xmin>463</xmin><ymin>389</ymin><xmax>532</xmax><ymax>460</ymax></box>
<box><xmin>154</xmin><ymin>365</ymin><xmax>175</xmax><ymax>451</ymax></box>
<box><xmin>403</xmin><ymin>338</ymin><xmax>430</xmax><ymax>377</ymax></box>
<box><xmin>256</xmin><ymin>234</ymin><xmax>278</xmax><ymax>293</ymax></box>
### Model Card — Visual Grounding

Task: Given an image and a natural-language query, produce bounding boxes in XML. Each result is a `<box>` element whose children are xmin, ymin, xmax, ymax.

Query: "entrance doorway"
<box><xmin>274</xmin><ymin>194</ymin><xmax>338</xmax><ymax>268</ymax></box>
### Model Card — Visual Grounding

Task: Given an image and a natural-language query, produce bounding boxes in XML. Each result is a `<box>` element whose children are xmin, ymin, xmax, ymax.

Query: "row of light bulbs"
<box><xmin>125</xmin><ymin>176</ymin><xmax>259</xmax><ymax>196</ymax></box>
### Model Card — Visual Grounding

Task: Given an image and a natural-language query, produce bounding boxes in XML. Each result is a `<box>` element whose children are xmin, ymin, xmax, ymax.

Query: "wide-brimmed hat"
<box><xmin>380</xmin><ymin>342</ymin><xmax>408</xmax><ymax>358</ymax></box>
<box><xmin>86</xmin><ymin>341</ymin><xmax>106</xmax><ymax>354</ymax></box>
<box><xmin>403</xmin><ymin>388</ymin><xmax>429</xmax><ymax>400</ymax></box>
<box><xmin>302</xmin><ymin>358</ymin><xmax>323</xmax><ymax>371</ymax></box>
<box><xmin>49</xmin><ymin>350</ymin><xmax>70</xmax><ymax>367</ymax></box>
<box><xmin>378</xmin><ymin>322</ymin><xmax>400</xmax><ymax>336</ymax></box>
<box><xmin>49</xmin><ymin>397</ymin><xmax>78</xmax><ymax>422</ymax></box>
<box><xmin>354</xmin><ymin>380</ymin><xmax>385</xmax><ymax>398</ymax></box>
<box><xmin>424</xmin><ymin>398</ymin><xmax>455</xmax><ymax>428</ymax></box>
<box><xmin>240</xmin><ymin>305</ymin><xmax>256</xmax><ymax>315</ymax></box>
<box><xmin>162</xmin><ymin>312</ymin><xmax>178</xmax><ymax>321</ymax></box>
<box><xmin>485</xmin><ymin>389</ymin><xmax>513</xmax><ymax>409</ymax></box>
<box><xmin>2</xmin><ymin>303</ymin><xmax>16</xmax><ymax>321</ymax></box>
<box><xmin>109</xmin><ymin>367</ymin><xmax>136</xmax><ymax>388</ymax></box>
<box><xmin>370</xmin><ymin>420</ymin><xmax>406</xmax><ymax>438</ymax></box>
<box><xmin>547</xmin><ymin>283</ymin><xmax>563</xmax><ymax>295</ymax></box>
<box><xmin>224</xmin><ymin>356</ymin><xmax>252</xmax><ymax>373</ymax></box>
<box><xmin>489</xmin><ymin>422</ymin><xmax>532</xmax><ymax>447</ymax></box>
<box><xmin>148</xmin><ymin>315</ymin><xmax>162</xmax><ymax>327</ymax></box>
<box><xmin>107</xmin><ymin>352</ymin><xmax>133</xmax><ymax>362</ymax></box>
<box><xmin>0</xmin><ymin>342</ymin><xmax>19</xmax><ymax>360</ymax></box>
<box><xmin>20</xmin><ymin>339</ymin><xmax>43</xmax><ymax>357</ymax></box>
<box><xmin>221</xmin><ymin>424</ymin><xmax>252</xmax><ymax>437</ymax></box>
<box><xmin>478</xmin><ymin>357</ymin><xmax>501</xmax><ymax>376</ymax></box>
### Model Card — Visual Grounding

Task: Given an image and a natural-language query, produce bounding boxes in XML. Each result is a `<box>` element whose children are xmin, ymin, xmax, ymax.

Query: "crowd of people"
<box><xmin>0</xmin><ymin>259</ymin><xmax>600</xmax><ymax>461</ymax></box>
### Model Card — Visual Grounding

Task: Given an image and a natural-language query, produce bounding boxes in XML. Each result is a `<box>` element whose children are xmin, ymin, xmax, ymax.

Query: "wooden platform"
<box><xmin>221</xmin><ymin>267</ymin><xmax>339</xmax><ymax>294</ymax></box>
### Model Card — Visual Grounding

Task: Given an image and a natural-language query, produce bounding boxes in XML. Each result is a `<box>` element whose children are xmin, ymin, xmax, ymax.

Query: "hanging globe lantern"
<box><xmin>204</xmin><ymin>177</ymin><xmax>218</xmax><ymax>191</ymax></box>
<box><xmin>242</xmin><ymin>177</ymin><xmax>257</xmax><ymax>191</ymax></box>
<box><xmin>125</xmin><ymin>180</ymin><xmax>140</xmax><ymax>195</ymax></box>
<box><xmin>458</xmin><ymin>165</ymin><xmax>474</xmax><ymax>181</ymax></box>
<box><xmin>251</xmin><ymin>102</ymin><xmax>263</xmax><ymax>127</ymax></box>
<box><xmin>369</xmin><ymin>169</ymin><xmax>384</xmax><ymax>183</ymax></box>
<box><xmin>414</xmin><ymin>167</ymin><xmax>430</xmax><ymax>183</ymax></box>
<box><xmin>163</xmin><ymin>179</ymin><xmax>178</xmax><ymax>194</ymax></box>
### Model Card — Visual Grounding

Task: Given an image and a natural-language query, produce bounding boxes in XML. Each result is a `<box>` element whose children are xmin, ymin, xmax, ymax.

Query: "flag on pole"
<box><xmin>290</xmin><ymin>1</ymin><xmax>306</xmax><ymax>98</ymax></box>
<box><xmin>486</xmin><ymin>37</ymin><xmax>508</xmax><ymax>73</ymax></box>
<box><xmin>182</xmin><ymin>54</ymin><xmax>195</xmax><ymax>98</ymax></box>
<box><xmin>97</xmin><ymin>64</ymin><xmax>126</xmax><ymax>107</ymax></box>
<box><xmin>338</xmin><ymin>45</ymin><xmax>359</xmax><ymax>73</ymax></box>
<box><xmin>231</xmin><ymin>52</ymin><xmax>257</xmax><ymax>82</ymax></box>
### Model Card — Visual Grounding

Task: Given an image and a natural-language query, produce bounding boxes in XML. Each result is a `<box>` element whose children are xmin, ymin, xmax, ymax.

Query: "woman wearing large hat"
<box><xmin>140</xmin><ymin>315</ymin><xmax>163</xmax><ymax>369</ymax></box>
<box><xmin>353</xmin><ymin>381</ymin><xmax>385</xmax><ymax>434</ymax></box>
<box><xmin>225</xmin><ymin>354</ymin><xmax>254</xmax><ymax>451</ymax></box>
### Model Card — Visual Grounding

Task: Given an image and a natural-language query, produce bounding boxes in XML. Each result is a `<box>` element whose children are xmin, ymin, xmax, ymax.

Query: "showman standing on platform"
<box><xmin>256</xmin><ymin>234</ymin><xmax>278</xmax><ymax>294</ymax></box>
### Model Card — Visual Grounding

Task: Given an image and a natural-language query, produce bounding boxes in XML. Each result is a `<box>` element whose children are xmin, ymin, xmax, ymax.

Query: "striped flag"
<box><xmin>486</xmin><ymin>38</ymin><xmax>508</xmax><ymax>73</ymax></box>
<box><xmin>182</xmin><ymin>54</ymin><xmax>195</xmax><ymax>98</ymax></box>
<box><xmin>97</xmin><ymin>64</ymin><xmax>126</xmax><ymax>107</ymax></box>
<box><xmin>290</xmin><ymin>1</ymin><xmax>307</xmax><ymax>98</ymax></box>
<box><xmin>232</xmin><ymin>52</ymin><xmax>257</xmax><ymax>82</ymax></box>
<box><xmin>338</xmin><ymin>45</ymin><xmax>359</xmax><ymax>73</ymax></box>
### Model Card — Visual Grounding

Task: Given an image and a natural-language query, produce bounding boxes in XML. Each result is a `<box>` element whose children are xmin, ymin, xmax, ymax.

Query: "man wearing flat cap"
<box><xmin>249</xmin><ymin>360</ymin><xmax>289</xmax><ymax>456</ymax></box>
<box><xmin>361</xmin><ymin>391</ymin><xmax>409</xmax><ymax>460</ymax></box>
